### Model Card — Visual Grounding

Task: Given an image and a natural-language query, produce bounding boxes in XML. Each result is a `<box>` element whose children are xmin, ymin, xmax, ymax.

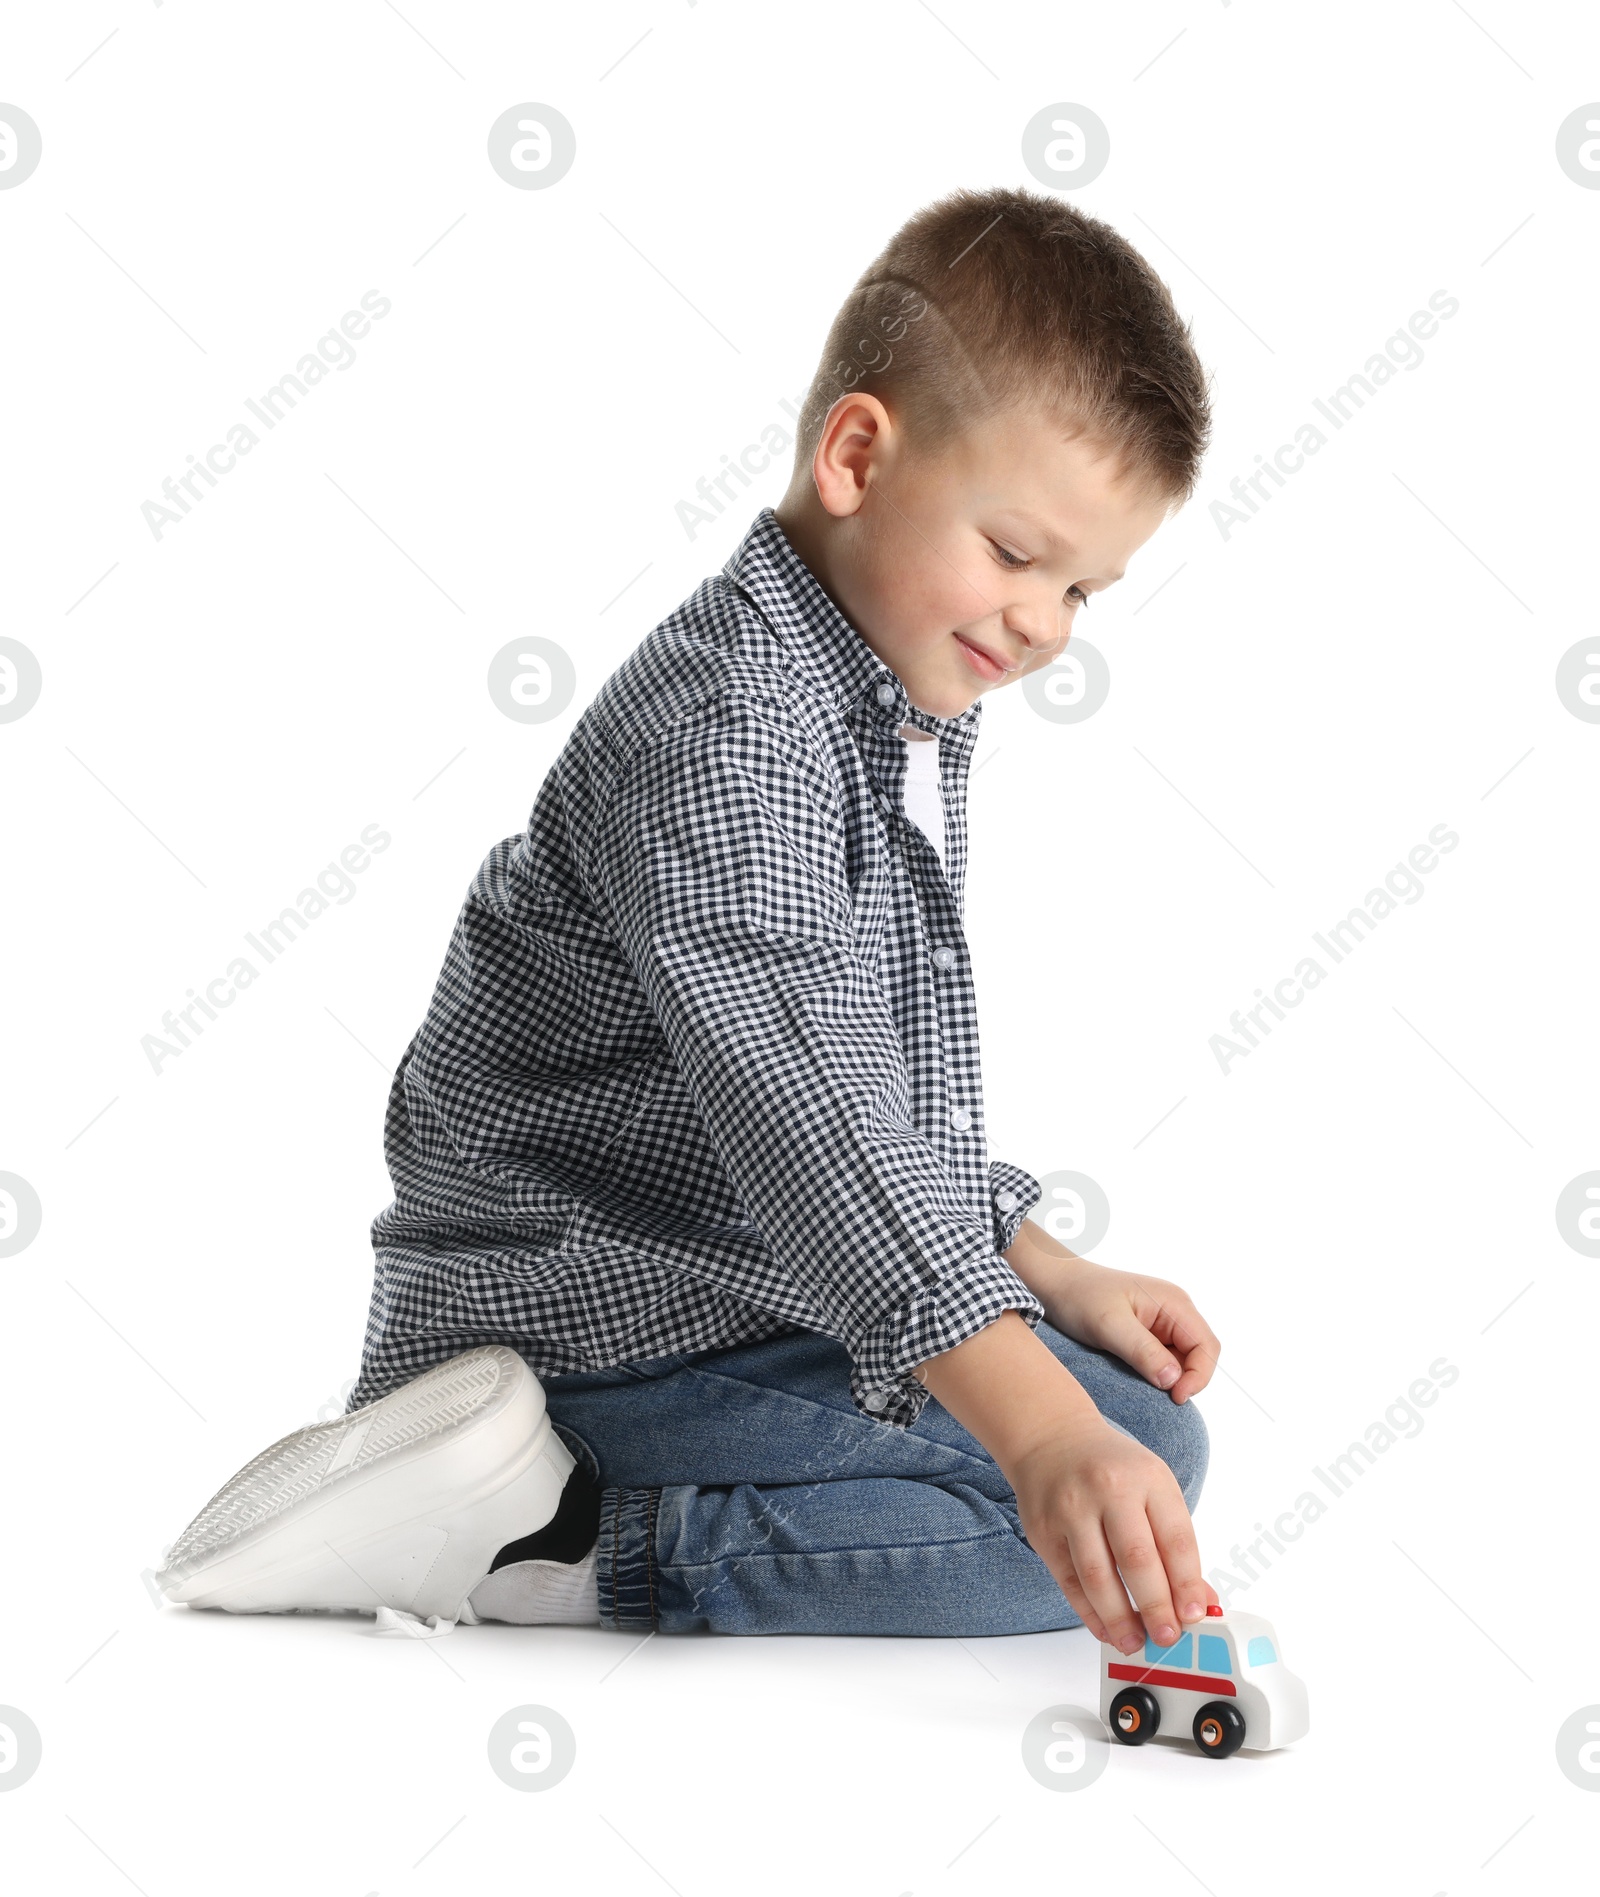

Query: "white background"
<box><xmin>2</xmin><ymin>3</ymin><xmax>1596</xmax><ymax>1892</ymax></box>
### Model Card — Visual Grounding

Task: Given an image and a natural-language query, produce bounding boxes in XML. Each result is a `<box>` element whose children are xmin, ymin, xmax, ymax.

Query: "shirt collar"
<box><xmin>721</xmin><ymin>506</ymin><xmax>984</xmax><ymax>744</ymax></box>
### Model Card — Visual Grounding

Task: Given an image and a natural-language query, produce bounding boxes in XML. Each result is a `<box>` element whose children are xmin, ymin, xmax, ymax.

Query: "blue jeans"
<box><xmin>540</xmin><ymin>1320</ymin><xmax>1208</xmax><ymax>1636</ymax></box>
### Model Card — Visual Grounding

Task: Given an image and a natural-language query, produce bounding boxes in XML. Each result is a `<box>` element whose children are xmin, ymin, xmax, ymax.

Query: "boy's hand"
<box><xmin>1004</xmin><ymin>1220</ymin><xmax>1219</xmax><ymax>1403</ymax></box>
<box><xmin>1041</xmin><ymin>1259</ymin><xmax>1220</xmax><ymax>1403</ymax></box>
<box><xmin>912</xmin><ymin>1310</ymin><xmax>1217</xmax><ymax>1649</ymax></box>
<box><xmin>1009</xmin><ymin>1413</ymin><xmax>1215</xmax><ymax>1651</ymax></box>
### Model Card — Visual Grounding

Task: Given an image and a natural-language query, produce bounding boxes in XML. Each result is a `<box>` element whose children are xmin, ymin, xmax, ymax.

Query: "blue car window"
<box><xmin>1143</xmin><ymin>1632</ymin><xmax>1193</xmax><ymax>1666</ymax></box>
<box><xmin>1197</xmin><ymin>1634</ymin><xmax>1231</xmax><ymax>1674</ymax></box>
<box><xmin>1247</xmin><ymin>1635</ymin><xmax>1278</xmax><ymax>1667</ymax></box>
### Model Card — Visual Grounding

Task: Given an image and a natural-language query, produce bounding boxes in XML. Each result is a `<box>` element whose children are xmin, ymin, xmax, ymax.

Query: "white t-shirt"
<box><xmin>898</xmin><ymin>726</ymin><xmax>946</xmax><ymax>870</ymax></box>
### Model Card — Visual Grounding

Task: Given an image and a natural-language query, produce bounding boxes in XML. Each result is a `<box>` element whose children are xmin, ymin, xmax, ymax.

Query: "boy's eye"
<box><xmin>988</xmin><ymin>540</ymin><xmax>1091</xmax><ymax>609</ymax></box>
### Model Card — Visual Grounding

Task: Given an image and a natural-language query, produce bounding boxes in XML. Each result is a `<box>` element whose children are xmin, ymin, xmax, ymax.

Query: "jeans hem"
<box><xmin>596</xmin><ymin>1484</ymin><xmax>660</xmax><ymax>1630</ymax></box>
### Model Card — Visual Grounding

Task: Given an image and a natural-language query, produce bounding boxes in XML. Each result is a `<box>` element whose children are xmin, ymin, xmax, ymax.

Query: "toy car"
<box><xmin>1099</xmin><ymin>1604</ymin><xmax>1309</xmax><ymax>1758</ymax></box>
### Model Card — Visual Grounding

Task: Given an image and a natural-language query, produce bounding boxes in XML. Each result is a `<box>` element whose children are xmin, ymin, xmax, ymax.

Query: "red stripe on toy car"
<box><xmin>1107</xmin><ymin>1663</ymin><xmax>1237</xmax><ymax>1698</ymax></box>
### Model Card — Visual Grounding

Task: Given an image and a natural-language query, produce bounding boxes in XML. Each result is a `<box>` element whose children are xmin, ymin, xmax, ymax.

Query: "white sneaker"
<box><xmin>155</xmin><ymin>1346</ymin><xmax>574</xmax><ymax>1623</ymax></box>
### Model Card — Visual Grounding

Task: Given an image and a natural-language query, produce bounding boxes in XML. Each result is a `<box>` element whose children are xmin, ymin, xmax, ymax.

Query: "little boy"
<box><xmin>158</xmin><ymin>185</ymin><xmax>1221</xmax><ymax>1654</ymax></box>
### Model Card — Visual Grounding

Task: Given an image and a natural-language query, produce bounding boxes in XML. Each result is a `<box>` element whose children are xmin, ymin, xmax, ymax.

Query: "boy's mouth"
<box><xmin>953</xmin><ymin>632</ymin><xmax>1011</xmax><ymax>683</ymax></box>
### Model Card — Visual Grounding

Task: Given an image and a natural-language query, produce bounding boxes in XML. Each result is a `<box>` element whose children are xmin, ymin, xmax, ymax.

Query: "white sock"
<box><xmin>466</xmin><ymin>1543</ymin><xmax>600</xmax><ymax>1626</ymax></box>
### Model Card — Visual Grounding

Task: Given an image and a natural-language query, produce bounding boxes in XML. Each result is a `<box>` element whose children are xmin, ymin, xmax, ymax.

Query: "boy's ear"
<box><xmin>811</xmin><ymin>393</ymin><xmax>895</xmax><ymax>518</ymax></box>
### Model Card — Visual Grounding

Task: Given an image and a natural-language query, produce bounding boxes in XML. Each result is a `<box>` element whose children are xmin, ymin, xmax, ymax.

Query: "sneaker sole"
<box><xmin>155</xmin><ymin>1346</ymin><xmax>574</xmax><ymax>1620</ymax></box>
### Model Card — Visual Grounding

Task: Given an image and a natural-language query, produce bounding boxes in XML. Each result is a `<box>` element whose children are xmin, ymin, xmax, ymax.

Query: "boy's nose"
<box><xmin>1002</xmin><ymin>612</ymin><xmax>1070</xmax><ymax>667</ymax></box>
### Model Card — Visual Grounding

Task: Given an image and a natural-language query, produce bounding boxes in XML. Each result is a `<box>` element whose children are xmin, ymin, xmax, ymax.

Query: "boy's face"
<box><xmin>789</xmin><ymin>397</ymin><xmax>1175</xmax><ymax>720</ymax></box>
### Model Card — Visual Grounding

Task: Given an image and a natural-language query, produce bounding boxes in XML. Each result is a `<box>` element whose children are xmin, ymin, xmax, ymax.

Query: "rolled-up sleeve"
<box><xmin>578</xmin><ymin>697</ymin><xmax>1043</xmax><ymax>1428</ymax></box>
<box><xmin>987</xmin><ymin>1157</ymin><xmax>1042</xmax><ymax>1256</ymax></box>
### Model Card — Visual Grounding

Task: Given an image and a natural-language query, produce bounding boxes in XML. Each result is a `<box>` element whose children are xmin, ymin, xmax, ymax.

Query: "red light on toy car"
<box><xmin>1206</xmin><ymin>1604</ymin><xmax>1223</xmax><ymax>1616</ymax></box>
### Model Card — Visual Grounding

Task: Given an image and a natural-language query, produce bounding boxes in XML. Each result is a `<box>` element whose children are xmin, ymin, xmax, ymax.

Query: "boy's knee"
<box><xmin>1037</xmin><ymin>1325</ymin><xmax>1209</xmax><ymax>1508</ymax></box>
<box><xmin>1105</xmin><ymin>1387</ymin><xmax>1208</xmax><ymax>1510</ymax></box>
<box><xmin>1161</xmin><ymin>1396</ymin><xmax>1209</xmax><ymax>1510</ymax></box>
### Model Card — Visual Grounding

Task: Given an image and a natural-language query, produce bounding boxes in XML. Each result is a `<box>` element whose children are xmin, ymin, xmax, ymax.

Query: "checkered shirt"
<box><xmin>353</xmin><ymin>505</ymin><xmax>1045</xmax><ymax>1427</ymax></box>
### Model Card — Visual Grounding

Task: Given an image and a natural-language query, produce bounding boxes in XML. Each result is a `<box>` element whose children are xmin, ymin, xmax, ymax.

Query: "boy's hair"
<box><xmin>793</xmin><ymin>184</ymin><xmax>1212</xmax><ymax>506</ymax></box>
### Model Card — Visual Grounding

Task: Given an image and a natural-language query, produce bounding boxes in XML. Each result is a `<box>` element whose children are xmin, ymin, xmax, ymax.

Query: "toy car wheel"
<box><xmin>1109</xmin><ymin>1686</ymin><xmax>1160</xmax><ymax>1746</ymax></box>
<box><xmin>1192</xmin><ymin>1701</ymin><xmax>1246</xmax><ymax>1759</ymax></box>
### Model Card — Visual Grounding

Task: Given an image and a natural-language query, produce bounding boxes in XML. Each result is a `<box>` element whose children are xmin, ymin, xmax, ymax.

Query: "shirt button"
<box><xmin>863</xmin><ymin>1389</ymin><xmax>887</xmax><ymax>1411</ymax></box>
<box><xmin>995</xmin><ymin>1189</ymin><xmax>1019</xmax><ymax>1213</ymax></box>
<box><xmin>875</xmin><ymin>682</ymin><xmax>897</xmax><ymax>707</ymax></box>
<box><xmin>931</xmin><ymin>946</ymin><xmax>957</xmax><ymax>970</ymax></box>
<box><xmin>949</xmin><ymin>1107</ymin><xmax>972</xmax><ymax>1132</ymax></box>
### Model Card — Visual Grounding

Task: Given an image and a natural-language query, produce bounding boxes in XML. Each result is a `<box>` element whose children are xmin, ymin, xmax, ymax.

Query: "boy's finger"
<box><xmin>1098</xmin><ymin>1309</ymin><xmax>1183</xmax><ymax>1393</ymax></box>
<box><xmin>1145</xmin><ymin>1487</ymin><xmax>1207</xmax><ymax>1627</ymax></box>
<box><xmin>1166</xmin><ymin>1308</ymin><xmax>1221</xmax><ymax>1400</ymax></box>
<box><xmin>1064</xmin><ymin>1519</ymin><xmax>1143</xmax><ymax>1656</ymax></box>
<box><xmin>1168</xmin><ymin>1359</ymin><xmax>1205</xmax><ymax>1401</ymax></box>
<box><xmin>1104</xmin><ymin>1505</ymin><xmax>1181</xmax><ymax>1648</ymax></box>
<box><xmin>1168</xmin><ymin>1348</ymin><xmax>1214</xmax><ymax>1402</ymax></box>
<box><xmin>1052</xmin><ymin>1560</ymin><xmax>1110</xmax><ymax>1645</ymax></box>
<box><xmin>1025</xmin><ymin>1511</ymin><xmax>1112</xmax><ymax>1642</ymax></box>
